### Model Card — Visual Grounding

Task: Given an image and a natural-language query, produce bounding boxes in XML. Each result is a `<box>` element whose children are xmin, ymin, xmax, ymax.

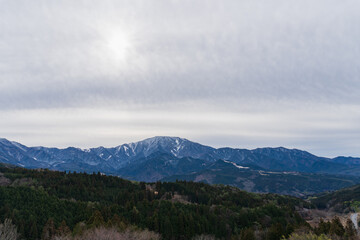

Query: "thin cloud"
<box><xmin>0</xmin><ymin>0</ymin><xmax>359</xmax><ymax>156</ymax></box>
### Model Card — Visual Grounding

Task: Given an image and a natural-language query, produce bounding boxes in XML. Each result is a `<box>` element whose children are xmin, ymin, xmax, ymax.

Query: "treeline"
<box><xmin>283</xmin><ymin>217</ymin><xmax>358</xmax><ymax>240</ymax></box>
<box><xmin>0</xmin><ymin>166</ymin><xmax>310</xmax><ymax>239</ymax></box>
<box><xmin>313</xmin><ymin>217</ymin><xmax>357</xmax><ymax>239</ymax></box>
<box><xmin>0</xmin><ymin>217</ymin><xmax>161</xmax><ymax>240</ymax></box>
<box><xmin>311</xmin><ymin>184</ymin><xmax>360</xmax><ymax>212</ymax></box>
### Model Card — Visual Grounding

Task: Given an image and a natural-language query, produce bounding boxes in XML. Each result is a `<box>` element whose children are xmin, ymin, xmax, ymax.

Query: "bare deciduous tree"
<box><xmin>74</xmin><ymin>227</ymin><xmax>160</xmax><ymax>240</ymax></box>
<box><xmin>192</xmin><ymin>234</ymin><xmax>217</xmax><ymax>240</ymax></box>
<box><xmin>0</xmin><ymin>219</ymin><xmax>20</xmax><ymax>240</ymax></box>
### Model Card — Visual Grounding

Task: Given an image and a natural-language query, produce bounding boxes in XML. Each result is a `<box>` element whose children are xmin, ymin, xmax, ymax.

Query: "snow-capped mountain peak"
<box><xmin>1</xmin><ymin>136</ymin><xmax>360</xmax><ymax>180</ymax></box>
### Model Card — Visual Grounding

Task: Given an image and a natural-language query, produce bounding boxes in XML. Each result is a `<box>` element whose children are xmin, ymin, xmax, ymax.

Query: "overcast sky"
<box><xmin>1</xmin><ymin>0</ymin><xmax>360</xmax><ymax>157</ymax></box>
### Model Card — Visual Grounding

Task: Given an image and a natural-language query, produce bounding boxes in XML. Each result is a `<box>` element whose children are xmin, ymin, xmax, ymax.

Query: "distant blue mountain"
<box><xmin>1</xmin><ymin>136</ymin><xmax>360</xmax><ymax>196</ymax></box>
<box><xmin>1</xmin><ymin>136</ymin><xmax>359</xmax><ymax>174</ymax></box>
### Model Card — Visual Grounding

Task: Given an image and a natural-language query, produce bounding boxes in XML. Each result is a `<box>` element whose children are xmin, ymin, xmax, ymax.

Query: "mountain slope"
<box><xmin>311</xmin><ymin>184</ymin><xmax>360</xmax><ymax>211</ymax></box>
<box><xmin>162</xmin><ymin>160</ymin><xmax>360</xmax><ymax>197</ymax></box>
<box><xmin>0</xmin><ymin>138</ymin><xmax>47</xmax><ymax>168</ymax></box>
<box><xmin>1</xmin><ymin>136</ymin><xmax>360</xmax><ymax>176</ymax></box>
<box><xmin>117</xmin><ymin>152</ymin><xmax>210</xmax><ymax>182</ymax></box>
<box><xmin>1</xmin><ymin>136</ymin><xmax>360</xmax><ymax>197</ymax></box>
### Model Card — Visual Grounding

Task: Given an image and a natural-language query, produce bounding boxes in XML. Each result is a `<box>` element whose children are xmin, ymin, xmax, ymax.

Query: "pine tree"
<box><xmin>87</xmin><ymin>210</ymin><xmax>105</xmax><ymax>228</ymax></box>
<box><xmin>329</xmin><ymin>216</ymin><xmax>345</xmax><ymax>237</ymax></box>
<box><xmin>110</xmin><ymin>214</ymin><xmax>126</xmax><ymax>231</ymax></box>
<box><xmin>315</xmin><ymin>218</ymin><xmax>330</xmax><ymax>235</ymax></box>
<box><xmin>240</xmin><ymin>228</ymin><xmax>255</xmax><ymax>240</ymax></box>
<box><xmin>268</xmin><ymin>223</ymin><xmax>284</xmax><ymax>240</ymax></box>
<box><xmin>28</xmin><ymin>220</ymin><xmax>38</xmax><ymax>240</ymax></box>
<box><xmin>345</xmin><ymin>218</ymin><xmax>356</xmax><ymax>238</ymax></box>
<box><xmin>163</xmin><ymin>217</ymin><xmax>173</xmax><ymax>239</ymax></box>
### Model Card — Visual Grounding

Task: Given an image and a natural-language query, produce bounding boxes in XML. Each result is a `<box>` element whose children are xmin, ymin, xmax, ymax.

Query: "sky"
<box><xmin>0</xmin><ymin>0</ymin><xmax>360</xmax><ymax>157</ymax></box>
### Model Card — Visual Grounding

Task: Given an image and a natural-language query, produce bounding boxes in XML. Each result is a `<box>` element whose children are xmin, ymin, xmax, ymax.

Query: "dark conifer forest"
<box><xmin>0</xmin><ymin>164</ymin><xmax>310</xmax><ymax>240</ymax></box>
<box><xmin>2</xmin><ymin>164</ymin><xmax>360</xmax><ymax>240</ymax></box>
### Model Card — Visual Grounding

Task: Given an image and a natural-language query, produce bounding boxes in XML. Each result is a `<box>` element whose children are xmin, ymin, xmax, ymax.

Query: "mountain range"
<box><xmin>1</xmin><ymin>136</ymin><xmax>360</xmax><ymax>196</ymax></box>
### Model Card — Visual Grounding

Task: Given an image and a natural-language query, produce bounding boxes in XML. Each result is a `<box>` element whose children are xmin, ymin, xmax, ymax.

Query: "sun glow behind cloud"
<box><xmin>104</xmin><ymin>30</ymin><xmax>132</xmax><ymax>63</ymax></box>
<box><xmin>87</xmin><ymin>24</ymin><xmax>137</xmax><ymax>76</ymax></box>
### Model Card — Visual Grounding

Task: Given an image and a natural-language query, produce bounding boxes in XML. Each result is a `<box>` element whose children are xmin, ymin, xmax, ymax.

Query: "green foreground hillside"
<box><xmin>0</xmin><ymin>164</ymin><xmax>310</xmax><ymax>240</ymax></box>
<box><xmin>312</xmin><ymin>184</ymin><xmax>360</xmax><ymax>212</ymax></box>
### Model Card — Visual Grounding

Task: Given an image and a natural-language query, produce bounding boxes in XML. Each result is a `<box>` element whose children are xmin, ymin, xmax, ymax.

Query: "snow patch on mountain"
<box><xmin>223</xmin><ymin>160</ymin><xmax>249</xmax><ymax>169</ymax></box>
<box><xmin>11</xmin><ymin>142</ymin><xmax>27</xmax><ymax>152</ymax></box>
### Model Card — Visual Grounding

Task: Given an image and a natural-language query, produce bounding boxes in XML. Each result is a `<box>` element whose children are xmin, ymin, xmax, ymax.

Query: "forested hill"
<box><xmin>0</xmin><ymin>164</ymin><xmax>310</xmax><ymax>240</ymax></box>
<box><xmin>311</xmin><ymin>184</ymin><xmax>360</xmax><ymax>212</ymax></box>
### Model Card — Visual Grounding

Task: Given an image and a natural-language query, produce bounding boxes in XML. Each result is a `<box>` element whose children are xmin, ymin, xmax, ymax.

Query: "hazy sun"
<box><xmin>105</xmin><ymin>31</ymin><xmax>132</xmax><ymax>62</ymax></box>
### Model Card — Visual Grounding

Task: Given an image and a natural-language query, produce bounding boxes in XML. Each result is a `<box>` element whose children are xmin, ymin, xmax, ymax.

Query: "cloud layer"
<box><xmin>1</xmin><ymin>0</ymin><xmax>360</xmax><ymax>156</ymax></box>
